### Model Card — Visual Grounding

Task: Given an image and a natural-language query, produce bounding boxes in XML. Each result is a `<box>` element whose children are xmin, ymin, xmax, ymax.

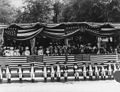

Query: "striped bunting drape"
<box><xmin>4</xmin><ymin>24</ymin><xmax>44</xmax><ymax>40</ymax></box>
<box><xmin>3</xmin><ymin>22</ymin><xmax>120</xmax><ymax>40</ymax></box>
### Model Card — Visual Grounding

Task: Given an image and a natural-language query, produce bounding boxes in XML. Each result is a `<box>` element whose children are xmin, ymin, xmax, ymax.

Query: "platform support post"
<box><xmin>30</xmin><ymin>38</ymin><xmax>36</xmax><ymax>55</ymax></box>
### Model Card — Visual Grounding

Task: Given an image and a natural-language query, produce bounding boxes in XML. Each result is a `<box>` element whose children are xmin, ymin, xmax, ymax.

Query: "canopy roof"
<box><xmin>3</xmin><ymin>22</ymin><xmax>120</xmax><ymax>40</ymax></box>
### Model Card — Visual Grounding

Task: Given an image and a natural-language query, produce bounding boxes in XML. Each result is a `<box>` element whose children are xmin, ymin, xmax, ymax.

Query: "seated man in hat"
<box><xmin>9</xmin><ymin>47</ymin><xmax>14</xmax><ymax>56</ymax></box>
<box><xmin>24</xmin><ymin>47</ymin><xmax>30</xmax><ymax>56</ymax></box>
<box><xmin>3</xmin><ymin>47</ymin><xmax>10</xmax><ymax>56</ymax></box>
<box><xmin>14</xmin><ymin>49</ymin><xmax>21</xmax><ymax>56</ymax></box>
<box><xmin>38</xmin><ymin>46</ymin><xmax>44</xmax><ymax>55</ymax></box>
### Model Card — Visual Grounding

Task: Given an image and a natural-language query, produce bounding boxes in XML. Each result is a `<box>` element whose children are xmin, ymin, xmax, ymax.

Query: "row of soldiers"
<box><xmin>4</xmin><ymin>62</ymin><xmax>119</xmax><ymax>82</ymax></box>
<box><xmin>42</xmin><ymin>63</ymin><xmax>118</xmax><ymax>81</ymax></box>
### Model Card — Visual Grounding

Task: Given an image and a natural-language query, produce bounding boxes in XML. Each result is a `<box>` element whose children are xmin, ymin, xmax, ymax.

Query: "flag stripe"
<box><xmin>18</xmin><ymin>28</ymin><xmax>37</xmax><ymax>33</ymax></box>
<box><xmin>17</xmin><ymin>29</ymin><xmax>40</xmax><ymax>37</ymax></box>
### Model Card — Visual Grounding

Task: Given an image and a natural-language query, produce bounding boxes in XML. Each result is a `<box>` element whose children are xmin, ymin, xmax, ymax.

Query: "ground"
<box><xmin>0</xmin><ymin>80</ymin><xmax>120</xmax><ymax>92</ymax></box>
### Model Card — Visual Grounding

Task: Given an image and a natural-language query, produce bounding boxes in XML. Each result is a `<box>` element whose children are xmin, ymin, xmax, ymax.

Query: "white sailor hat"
<box><xmin>3</xmin><ymin>47</ymin><xmax>6</xmax><ymax>49</ymax></box>
<box><xmin>16</xmin><ymin>49</ymin><xmax>19</xmax><ymax>51</ymax></box>
<box><xmin>25</xmin><ymin>47</ymin><xmax>29</xmax><ymax>49</ymax></box>
<box><xmin>10</xmin><ymin>47</ymin><xmax>14</xmax><ymax>49</ymax></box>
<box><xmin>39</xmin><ymin>46</ymin><xmax>42</xmax><ymax>49</ymax></box>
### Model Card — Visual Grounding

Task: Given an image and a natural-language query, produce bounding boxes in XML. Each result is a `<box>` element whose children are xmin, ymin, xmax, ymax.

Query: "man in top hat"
<box><xmin>38</xmin><ymin>46</ymin><xmax>43</xmax><ymax>55</ymax></box>
<box><xmin>24</xmin><ymin>47</ymin><xmax>30</xmax><ymax>56</ymax></box>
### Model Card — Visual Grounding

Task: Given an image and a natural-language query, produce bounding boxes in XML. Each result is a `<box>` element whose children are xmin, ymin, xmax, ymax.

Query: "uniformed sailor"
<box><xmin>108</xmin><ymin>64</ymin><xmax>112</xmax><ymax>79</ymax></box>
<box><xmin>6</xmin><ymin>65</ymin><xmax>11</xmax><ymax>82</ymax></box>
<box><xmin>73</xmin><ymin>63</ymin><xmax>79</xmax><ymax>80</ymax></box>
<box><xmin>56</xmin><ymin>62</ymin><xmax>61</xmax><ymax>81</ymax></box>
<box><xmin>24</xmin><ymin>47</ymin><xmax>30</xmax><ymax>56</ymax></box>
<box><xmin>63</xmin><ymin>63</ymin><xmax>68</xmax><ymax>81</ymax></box>
<box><xmin>43</xmin><ymin>63</ymin><xmax>47</xmax><ymax>81</ymax></box>
<box><xmin>82</xmin><ymin>63</ymin><xmax>87</xmax><ymax>80</ymax></box>
<box><xmin>38</xmin><ymin>46</ymin><xmax>43</xmax><ymax>55</ymax></box>
<box><xmin>101</xmin><ymin>65</ymin><xmax>106</xmax><ymax>79</ymax></box>
<box><xmin>113</xmin><ymin>63</ymin><xmax>117</xmax><ymax>73</ymax></box>
<box><xmin>50</xmin><ymin>64</ymin><xmax>55</xmax><ymax>81</ymax></box>
<box><xmin>94</xmin><ymin>64</ymin><xmax>99</xmax><ymax>79</ymax></box>
<box><xmin>88</xmin><ymin>64</ymin><xmax>93</xmax><ymax>80</ymax></box>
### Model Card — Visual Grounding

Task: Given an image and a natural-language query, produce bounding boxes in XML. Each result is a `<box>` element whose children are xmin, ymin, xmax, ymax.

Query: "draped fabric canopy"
<box><xmin>3</xmin><ymin>22</ymin><xmax>120</xmax><ymax>40</ymax></box>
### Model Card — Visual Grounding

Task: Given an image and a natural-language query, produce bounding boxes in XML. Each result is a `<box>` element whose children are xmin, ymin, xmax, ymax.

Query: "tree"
<box><xmin>15</xmin><ymin>0</ymin><xmax>52</xmax><ymax>23</ymax></box>
<box><xmin>52</xmin><ymin>1</ymin><xmax>64</xmax><ymax>23</ymax></box>
<box><xmin>61</xmin><ymin>0</ymin><xmax>120</xmax><ymax>22</ymax></box>
<box><xmin>0</xmin><ymin>0</ymin><xmax>15</xmax><ymax>24</ymax></box>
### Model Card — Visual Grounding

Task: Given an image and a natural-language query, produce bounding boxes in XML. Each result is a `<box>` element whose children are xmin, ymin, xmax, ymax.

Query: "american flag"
<box><xmin>4</xmin><ymin>24</ymin><xmax>43</xmax><ymax>40</ymax></box>
<box><xmin>27</xmin><ymin>55</ymin><xmax>43</xmax><ymax>63</ymax></box>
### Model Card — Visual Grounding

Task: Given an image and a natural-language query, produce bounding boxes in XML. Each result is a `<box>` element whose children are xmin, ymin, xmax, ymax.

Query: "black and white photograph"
<box><xmin>0</xmin><ymin>0</ymin><xmax>120</xmax><ymax>92</ymax></box>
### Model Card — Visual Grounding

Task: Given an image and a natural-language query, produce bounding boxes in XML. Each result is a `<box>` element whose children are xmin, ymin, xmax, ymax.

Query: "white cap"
<box><xmin>25</xmin><ymin>47</ymin><xmax>29</xmax><ymax>49</ymax></box>
<box><xmin>10</xmin><ymin>47</ymin><xmax>14</xmax><ymax>50</ymax></box>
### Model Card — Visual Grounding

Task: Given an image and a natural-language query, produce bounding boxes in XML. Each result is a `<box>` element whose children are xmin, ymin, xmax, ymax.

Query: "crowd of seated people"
<box><xmin>1</xmin><ymin>42</ymin><xmax>118</xmax><ymax>57</ymax></box>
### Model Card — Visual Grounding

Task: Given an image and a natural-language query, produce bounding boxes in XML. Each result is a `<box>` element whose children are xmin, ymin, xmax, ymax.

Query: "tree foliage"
<box><xmin>52</xmin><ymin>1</ymin><xmax>64</xmax><ymax>23</ymax></box>
<box><xmin>61</xmin><ymin>0</ymin><xmax>120</xmax><ymax>22</ymax></box>
<box><xmin>0</xmin><ymin>0</ymin><xmax>15</xmax><ymax>24</ymax></box>
<box><xmin>15</xmin><ymin>0</ymin><xmax>52</xmax><ymax>23</ymax></box>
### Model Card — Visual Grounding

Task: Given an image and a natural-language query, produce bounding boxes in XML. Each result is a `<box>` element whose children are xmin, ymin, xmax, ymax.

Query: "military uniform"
<box><xmin>94</xmin><ymin>65</ymin><xmax>99</xmax><ymax>79</ymax></box>
<box><xmin>43</xmin><ymin>63</ymin><xmax>47</xmax><ymax>81</ymax></box>
<box><xmin>108</xmin><ymin>64</ymin><xmax>112</xmax><ymax>79</ymax></box>
<box><xmin>74</xmin><ymin>64</ymin><xmax>79</xmax><ymax>80</ymax></box>
<box><xmin>82</xmin><ymin>65</ymin><xmax>87</xmax><ymax>80</ymax></box>
<box><xmin>88</xmin><ymin>65</ymin><xmax>93</xmax><ymax>79</ymax></box>
<box><xmin>63</xmin><ymin>64</ymin><xmax>68</xmax><ymax>81</ymax></box>
<box><xmin>56</xmin><ymin>63</ymin><xmax>61</xmax><ymax>81</ymax></box>
<box><xmin>101</xmin><ymin>65</ymin><xmax>106</xmax><ymax>79</ymax></box>
<box><xmin>50</xmin><ymin>65</ymin><xmax>55</xmax><ymax>81</ymax></box>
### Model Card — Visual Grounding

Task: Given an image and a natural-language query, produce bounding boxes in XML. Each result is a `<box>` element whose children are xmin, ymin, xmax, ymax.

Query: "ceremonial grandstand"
<box><xmin>0</xmin><ymin>22</ymin><xmax>120</xmax><ymax>82</ymax></box>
